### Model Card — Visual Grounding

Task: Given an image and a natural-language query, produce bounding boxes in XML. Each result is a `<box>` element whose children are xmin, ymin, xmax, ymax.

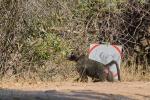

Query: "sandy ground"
<box><xmin>0</xmin><ymin>82</ymin><xmax>150</xmax><ymax>100</ymax></box>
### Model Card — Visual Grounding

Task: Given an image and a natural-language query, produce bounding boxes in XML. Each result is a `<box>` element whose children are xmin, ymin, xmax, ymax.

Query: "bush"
<box><xmin>0</xmin><ymin>0</ymin><xmax>149</xmax><ymax>82</ymax></box>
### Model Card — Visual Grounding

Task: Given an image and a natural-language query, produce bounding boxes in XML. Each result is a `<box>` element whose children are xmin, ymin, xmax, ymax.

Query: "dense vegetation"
<box><xmin>0</xmin><ymin>0</ymin><xmax>150</xmax><ymax>81</ymax></box>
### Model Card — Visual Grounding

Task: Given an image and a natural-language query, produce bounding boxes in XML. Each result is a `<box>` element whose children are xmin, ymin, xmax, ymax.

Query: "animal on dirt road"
<box><xmin>67</xmin><ymin>52</ymin><xmax>121</xmax><ymax>82</ymax></box>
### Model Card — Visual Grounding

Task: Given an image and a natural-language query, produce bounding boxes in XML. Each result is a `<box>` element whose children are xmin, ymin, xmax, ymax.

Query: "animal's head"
<box><xmin>66</xmin><ymin>52</ymin><xmax>79</xmax><ymax>62</ymax></box>
<box><xmin>66</xmin><ymin>52</ymin><xmax>85</xmax><ymax>62</ymax></box>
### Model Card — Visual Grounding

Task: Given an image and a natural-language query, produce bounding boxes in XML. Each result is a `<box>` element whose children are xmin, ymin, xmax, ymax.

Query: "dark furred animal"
<box><xmin>67</xmin><ymin>53</ymin><xmax>121</xmax><ymax>82</ymax></box>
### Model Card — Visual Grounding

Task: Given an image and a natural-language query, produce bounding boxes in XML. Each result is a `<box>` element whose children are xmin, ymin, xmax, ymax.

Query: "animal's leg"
<box><xmin>80</xmin><ymin>75</ymin><xmax>88</xmax><ymax>82</ymax></box>
<box><xmin>107</xmin><ymin>71</ymin><xmax>114</xmax><ymax>82</ymax></box>
<box><xmin>74</xmin><ymin>77</ymin><xmax>80</xmax><ymax>82</ymax></box>
<box><xmin>73</xmin><ymin>75</ymin><xmax>88</xmax><ymax>82</ymax></box>
<box><xmin>105</xmin><ymin>60</ymin><xmax>121</xmax><ymax>81</ymax></box>
<box><xmin>92</xmin><ymin>78</ymin><xmax>101</xmax><ymax>82</ymax></box>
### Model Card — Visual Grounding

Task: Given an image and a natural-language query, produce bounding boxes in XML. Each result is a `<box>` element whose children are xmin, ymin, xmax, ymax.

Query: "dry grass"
<box><xmin>121</xmin><ymin>62</ymin><xmax>150</xmax><ymax>82</ymax></box>
<box><xmin>1</xmin><ymin>62</ymin><xmax>150</xmax><ymax>83</ymax></box>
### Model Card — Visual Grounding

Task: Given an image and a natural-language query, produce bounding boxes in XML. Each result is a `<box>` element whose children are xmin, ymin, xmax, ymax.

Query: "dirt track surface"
<box><xmin>0</xmin><ymin>82</ymin><xmax>150</xmax><ymax>100</ymax></box>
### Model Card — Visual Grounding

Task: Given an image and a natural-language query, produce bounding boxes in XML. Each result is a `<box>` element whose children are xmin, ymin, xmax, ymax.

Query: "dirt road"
<box><xmin>0</xmin><ymin>82</ymin><xmax>150</xmax><ymax>100</ymax></box>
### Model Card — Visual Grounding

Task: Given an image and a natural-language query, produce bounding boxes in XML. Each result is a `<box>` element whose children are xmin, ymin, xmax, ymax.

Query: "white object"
<box><xmin>89</xmin><ymin>43</ymin><xmax>122</xmax><ymax>80</ymax></box>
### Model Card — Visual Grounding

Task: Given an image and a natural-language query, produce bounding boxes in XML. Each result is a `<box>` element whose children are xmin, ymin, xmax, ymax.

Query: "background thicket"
<box><xmin>0</xmin><ymin>0</ymin><xmax>150</xmax><ymax>82</ymax></box>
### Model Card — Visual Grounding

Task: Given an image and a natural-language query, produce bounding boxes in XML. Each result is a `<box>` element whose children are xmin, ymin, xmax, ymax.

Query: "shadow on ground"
<box><xmin>0</xmin><ymin>88</ymin><xmax>135</xmax><ymax>100</ymax></box>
